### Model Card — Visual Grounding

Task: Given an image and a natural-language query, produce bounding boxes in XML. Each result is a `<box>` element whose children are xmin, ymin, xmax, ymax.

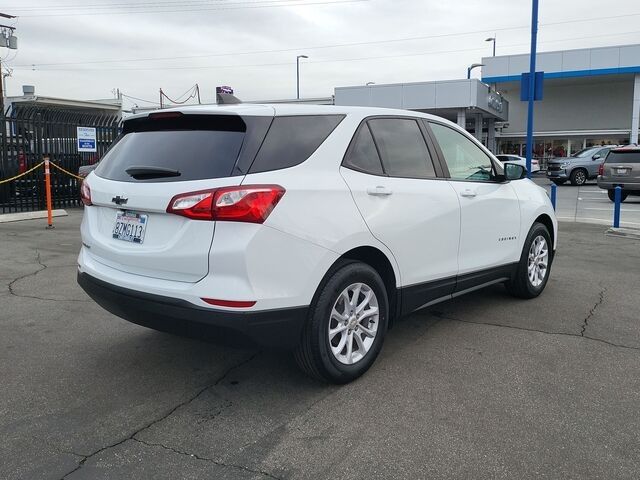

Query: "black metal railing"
<box><xmin>0</xmin><ymin>104</ymin><xmax>120</xmax><ymax>214</ymax></box>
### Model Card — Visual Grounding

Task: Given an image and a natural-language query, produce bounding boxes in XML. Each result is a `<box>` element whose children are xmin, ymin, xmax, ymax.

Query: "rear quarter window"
<box><xmin>248</xmin><ymin>115</ymin><xmax>344</xmax><ymax>173</ymax></box>
<box><xmin>605</xmin><ymin>151</ymin><xmax>640</xmax><ymax>164</ymax></box>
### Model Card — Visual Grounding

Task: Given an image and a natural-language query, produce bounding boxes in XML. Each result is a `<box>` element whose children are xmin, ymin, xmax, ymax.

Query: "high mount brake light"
<box><xmin>148</xmin><ymin>112</ymin><xmax>183</xmax><ymax>120</ymax></box>
<box><xmin>80</xmin><ymin>182</ymin><xmax>92</xmax><ymax>206</ymax></box>
<box><xmin>166</xmin><ymin>185</ymin><xmax>285</xmax><ymax>223</ymax></box>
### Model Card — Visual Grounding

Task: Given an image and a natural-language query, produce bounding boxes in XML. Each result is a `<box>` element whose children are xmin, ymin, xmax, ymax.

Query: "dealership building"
<box><xmin>334</xmin><ymin>43</ymin><xmax>640</xmax><ymax>161</ymax></box>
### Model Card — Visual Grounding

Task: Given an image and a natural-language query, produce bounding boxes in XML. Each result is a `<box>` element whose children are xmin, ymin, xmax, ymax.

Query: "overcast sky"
<box><xmin>1</xmin><ymin>0</ymin><xmax>639</xmax><ymax>109</ymax></box>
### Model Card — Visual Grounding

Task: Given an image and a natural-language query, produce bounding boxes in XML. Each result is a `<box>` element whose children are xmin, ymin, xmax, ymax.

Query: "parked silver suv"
<box><xmin>546</xmin><ymin>146</ymin><xmax>618</xmax><ymax>186</ymax></box>
<box><xmin>597</xmin><ymin>146</ymin><xmax>640</xmax><ymax>202</ymax></box>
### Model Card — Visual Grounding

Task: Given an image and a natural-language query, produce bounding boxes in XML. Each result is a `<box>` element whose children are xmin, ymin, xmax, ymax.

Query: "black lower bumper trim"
<box><xmin>78</xmin><ymin>272</ymin><xmax>307</xmax><ymax>349</ymax></box>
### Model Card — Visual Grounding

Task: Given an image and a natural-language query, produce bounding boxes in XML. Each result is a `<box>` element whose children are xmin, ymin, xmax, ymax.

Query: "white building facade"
<box><xmin>482</xmin><ymin>44</ymin><xmax>640</xmax><ymax>160</ymax></box>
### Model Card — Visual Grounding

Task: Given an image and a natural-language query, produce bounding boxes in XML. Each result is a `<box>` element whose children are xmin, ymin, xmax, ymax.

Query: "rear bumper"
<box><xmin>78</xmin><ymin>272</ymin><xmax>307</xmax><ymax>349</ymax></box>
<box><xmin>597</xmin><ymin>178</ymin><xmax>640</xmax><ymax>191</ymax></box>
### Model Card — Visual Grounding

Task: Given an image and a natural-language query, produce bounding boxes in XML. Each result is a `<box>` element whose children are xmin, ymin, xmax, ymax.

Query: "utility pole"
<box><xmin>296</xmin><ymin>55</ymin><xmax>308</xmax><ymax>100</ymax></box>
<box><xmin>525</xmin><ymin>0</ymin><xmax>539</xmax><ymax>179</ymax></box>
<box><xmin>0</xmin><ymin>12</ymin><xmax>17</xmax><ymax>176</ymax></box>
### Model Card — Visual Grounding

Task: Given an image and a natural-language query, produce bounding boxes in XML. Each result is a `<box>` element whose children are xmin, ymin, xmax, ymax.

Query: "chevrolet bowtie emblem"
<box><xmin>112</xmin><ymin>196</ymin><xmax>128</xmax><ymax>205</ymax></box>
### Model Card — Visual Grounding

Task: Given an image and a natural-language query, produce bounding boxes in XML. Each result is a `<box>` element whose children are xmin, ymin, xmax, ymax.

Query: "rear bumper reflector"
<box><xmin>201</xmin><ymin>298</ymin><xmax>256</xmax><ymax>308</ymax></box>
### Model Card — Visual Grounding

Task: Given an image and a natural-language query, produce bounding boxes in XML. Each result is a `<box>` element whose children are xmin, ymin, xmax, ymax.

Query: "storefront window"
<box><xmin>586</xmin><ymin>138</ymin><xmax>629</xmax><ymax>147</ymax></box>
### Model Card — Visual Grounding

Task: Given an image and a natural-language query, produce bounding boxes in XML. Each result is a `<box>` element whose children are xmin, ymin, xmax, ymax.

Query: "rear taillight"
<box><xmin>167</xmin><ymin>185</ymin><xmax>285</xmax><ymax>223</ymax></box>
<box><xmin>80</xmin><ymin>182</ymin><xmax>92</xmax><ymax>206</ymax></box>
<box><xmin>598</xmin><ymin>163</ymin><xmax>604</xmax><ymax>176</ymax></box>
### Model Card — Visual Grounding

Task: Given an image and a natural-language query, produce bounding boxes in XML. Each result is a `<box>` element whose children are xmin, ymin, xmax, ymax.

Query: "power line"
<box><xmin>9</xmin><ymin>0</ymin><xmax>293</xmax><ymax>11</ymax></box>
<box><xmin>14</xmin><ymin>0</ymin><xmax>368</xmax><ymax>17</ymax></box>
<box><xmin>120</xmin><ymin>93</ymin><xmax>160</xmax><ymax>104</ymax></box>
<box><xmin>16</xmin><ymin>29</ymin><xmax>640</xmax><ymax>72</ymax></box>
<box><xmin>14</xmin><ymin>12</ymin><xmax>640</xmax><ymax>69</ymax></box>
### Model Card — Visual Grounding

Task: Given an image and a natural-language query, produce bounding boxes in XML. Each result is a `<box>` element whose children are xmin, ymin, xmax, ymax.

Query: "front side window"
<box><xmin>367</xmin><ymin>118</ymin><xmax>435</xmax><ymax>178</ymax></box>
<box><xmin>429</xmin><ymin>122</ymin><xmax>495</xmax><ymax>182</ymax></box>
<box><xmin>343</xmin><ymin>124</ymin><xmax>384</xmax><ymax>175</ymax></box>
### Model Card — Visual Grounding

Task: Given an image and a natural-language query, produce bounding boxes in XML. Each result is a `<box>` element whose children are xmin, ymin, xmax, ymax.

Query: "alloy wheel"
<box><xmin>328</xmin><ymin>282</ymin><xmax>379</xmax><ymax>365</ymax></box>
<box><xmin>527</xmin><ymin>235</ymin><xmax>549</xmax><ymax>288</ymax></box>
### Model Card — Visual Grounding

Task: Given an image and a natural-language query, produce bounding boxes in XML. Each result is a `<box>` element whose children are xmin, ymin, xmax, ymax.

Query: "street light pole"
<box><xmin>296</xmin><ymin>55</ymin><xmax>308</xmax><ymax>100</ymax></box>
<box><xmin>467</xmin><ymin>63</ymin><xmax>484</xmax><ymax>80</ymax></box>
<box><xmin>485</xmin><ymin>36</ymin><xmax>496</xmax><ymax>57</ymax></box>
<box><xmin>525</xmin><ymin>0</ymin><xmax>539</xmax><ymax>179</ymax></box>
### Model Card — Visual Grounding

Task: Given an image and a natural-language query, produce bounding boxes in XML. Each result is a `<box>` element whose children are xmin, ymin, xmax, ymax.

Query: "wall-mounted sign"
<box><xmin>77</xmin><ymin>127</ymin><xmax>97</xmax><ymax>152</ymax></box>
<box><xmin>487</xmin><ymin>92</ymin><xmax>504</xmax><ymax>113</ymax></box>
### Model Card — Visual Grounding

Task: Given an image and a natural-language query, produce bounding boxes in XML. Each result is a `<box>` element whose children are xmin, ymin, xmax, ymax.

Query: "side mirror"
<box><xmin>504</xmin><ymin>163</ymin><xmax>526</xmax><ymax>180</ymax></box>
<box><xmin>592</xmin><ymin>154</ymin><xmax>601</xmax><ymax>160</ymax></box>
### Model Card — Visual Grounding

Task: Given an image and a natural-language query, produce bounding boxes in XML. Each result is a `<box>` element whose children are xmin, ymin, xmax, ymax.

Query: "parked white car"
<box><xmin>496</xmin><ymin>154</ymin><xmax>540</xmax><ymax>173</ymax></box>
<box><xmin>78</xmin><ymin>104</ymin><xmax>557</xmax><ymax>383</ymax></box>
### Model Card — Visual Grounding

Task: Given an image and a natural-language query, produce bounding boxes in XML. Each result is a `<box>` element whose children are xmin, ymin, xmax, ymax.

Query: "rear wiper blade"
<box><xmin>125</xmin><ymin>166</ymin><xmax>181</xmax><ymax>179</ymax></box>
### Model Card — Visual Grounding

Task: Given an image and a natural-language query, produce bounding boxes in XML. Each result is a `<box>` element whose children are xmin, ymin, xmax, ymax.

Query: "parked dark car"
<box><xmin>546</xmin><ymin>146</ymin><xmax>618</xmax><ymax>186</ymax></box>
<box><xmin>597</xmin><ymin>146</ymin><xmax>640</xmax><ymax>201</ymax></box>
<box><xmin>78</xmin><ymin>162</ymin><xmax>100</xmax><ymax>179</ymax></box>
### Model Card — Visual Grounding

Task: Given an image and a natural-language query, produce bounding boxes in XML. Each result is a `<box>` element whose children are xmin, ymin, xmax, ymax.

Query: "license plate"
<box><xmin>617</xmin><ymin>168</ymin><xmax>627</xmax><ymax>174</ymax></box>
<box><xmin>113</xmin><ymin>210</ymin><xmax>148</xmax><ymax>244</ymax></box>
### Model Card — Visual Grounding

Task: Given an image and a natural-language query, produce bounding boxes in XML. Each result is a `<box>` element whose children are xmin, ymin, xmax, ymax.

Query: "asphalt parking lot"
<box><xmin>531</xmin><ymin>175</ymin><xmax>640</xmax><ymax>228</ymax></box>
<box><xmin>2</xmin><ymin>210</ymin><xmax>640</xmax><ymax>479</ymax></box>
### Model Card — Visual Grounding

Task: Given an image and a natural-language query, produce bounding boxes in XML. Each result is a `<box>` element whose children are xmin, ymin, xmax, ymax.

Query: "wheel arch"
<box><xmin>335</xmin><ymin>246</ymin><xmax>400</xmax><ymax>326</ymax></box>
<box><xmin>534</xmin><ymin>213</ymin><xmax>555</xmax><ymax>248</ymax></box>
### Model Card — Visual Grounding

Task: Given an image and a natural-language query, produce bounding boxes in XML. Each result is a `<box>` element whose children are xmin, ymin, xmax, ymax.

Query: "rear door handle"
<box><xmin>367</xmin><ymin>186</ymin><xmax>393</xmax><ymax>196</ymax></box>
<box><xmin>460</xmin><ymin>188</ymin><xmax>477</xmax><ymax>198</ymax></box>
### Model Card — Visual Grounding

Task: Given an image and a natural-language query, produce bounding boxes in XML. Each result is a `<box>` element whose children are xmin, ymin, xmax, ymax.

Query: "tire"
<box><xmin>506</xmin><ymin>222</ymin><xmax>553</xmax><ymax>299</ymax></box>
<box><xmin>551</xmin><ymin>180</ymin><xmax>566</xmax><ymax>186</ymax></box>
<box><xmin>569</xmin><ymin>168</ymin><xmax>588</xmax><ymax>186</ymax></box>
<box><xmin>294</xmin><ymin>260</ymin><xmax>389</xmax><ymax>384</ymax></box>
<box><xmin>607</xmin><ymin>189</ymin><xmax>628</xmax><ymax>202</ymax></box>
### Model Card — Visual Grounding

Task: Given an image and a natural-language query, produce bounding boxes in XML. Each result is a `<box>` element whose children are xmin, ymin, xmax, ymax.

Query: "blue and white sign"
<box><xmin>77</xmin><ymin>126</ymin><xmax>97</xmax><ymax>152</ymax></box>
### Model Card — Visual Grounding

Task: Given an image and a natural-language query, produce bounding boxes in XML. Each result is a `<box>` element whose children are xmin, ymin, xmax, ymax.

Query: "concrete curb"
<box><xmin>605</xmin><ymin>226</ymin><xmax>640</xmax><ymax>239</ymax></box>
<box><xmin>0</xmin><ymin>209</ymin><xmax>68</xmax><ymax>223</ymax></box>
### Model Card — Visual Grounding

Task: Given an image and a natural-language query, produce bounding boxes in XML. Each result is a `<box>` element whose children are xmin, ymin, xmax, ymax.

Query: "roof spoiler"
<box><xmin>216</xmin><ymin>92</ymin><xmax>242</xmax><ymax>105</ymax></box>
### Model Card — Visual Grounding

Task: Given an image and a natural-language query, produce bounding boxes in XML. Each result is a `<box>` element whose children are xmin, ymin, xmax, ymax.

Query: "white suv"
<box><xmin>78</xmin><ymin>104</ymin><xmax>557</xmax><ymax>383</ymax></box>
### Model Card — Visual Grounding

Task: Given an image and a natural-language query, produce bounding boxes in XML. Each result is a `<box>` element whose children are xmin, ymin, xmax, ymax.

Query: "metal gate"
<box><xmin>0</xmin><ymin>103</ymin><xmax>121</xmax><ymax>214</ymax></box>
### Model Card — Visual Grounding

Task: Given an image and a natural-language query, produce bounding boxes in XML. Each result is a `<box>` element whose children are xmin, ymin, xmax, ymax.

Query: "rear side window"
<box><xmin>343</xmin><ymin>124</ymin><xmax>384</xmax><ymax>175</ymax></box>
<box><xmin>605</xmin><ymin>151</ymin><xmax>640</xmax><ymax>163</ymax></box>
<box><xmin>96</xmin><ymin>114</ymin><xmax>247</xmax><ymax>182</ymax></box>
<box><xmin>249</xmin><ymin>115</ymin><xmax>344</xmax><ymax>173</ymax></box>
<box><xmin>367</xmin><ymin>118</ymin><xmax>435</xmax><ymax>178</ymax></box>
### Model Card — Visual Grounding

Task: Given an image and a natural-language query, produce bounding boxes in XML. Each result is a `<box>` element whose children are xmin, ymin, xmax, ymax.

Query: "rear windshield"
<box><xmin>96</xmin><ymin>114</ymin><xmax>248</xmax><ymax>182</ymax></box>
<box><xmin>605</xmin><ymin>151</ymin><xmax>640</xmax><ymax>164</ymax></box>
<box><xmin>95</xmin><ymin>113</ymin><xmax>344</xmax><ymax>182</ymax></box>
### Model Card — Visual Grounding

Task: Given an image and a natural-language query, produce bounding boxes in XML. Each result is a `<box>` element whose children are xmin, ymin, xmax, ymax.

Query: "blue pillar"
<box><xmin>550</xmin><ymin>183</ymin><xmax>557</xmax><ymax>210</ymax></box>
<box><xmin>525</xmin><ymin>0</ymin><xmax>539</xmax><ymax>180</ymax></box>
<box><xmin>613</xmin><ymin>186</ymin><xmax>622</xmax><ymax>228</ymax></box>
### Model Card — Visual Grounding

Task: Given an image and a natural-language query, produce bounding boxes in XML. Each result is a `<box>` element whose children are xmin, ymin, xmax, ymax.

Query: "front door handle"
<box><xmin>460</xmin><ymin>188</ymin><xmax>477</xmax><ymax>198</ymax></box>
<box><xmin>367</xmin><ymin>186</ymin><xmax>393</xmax><ymax>196</ymax></box>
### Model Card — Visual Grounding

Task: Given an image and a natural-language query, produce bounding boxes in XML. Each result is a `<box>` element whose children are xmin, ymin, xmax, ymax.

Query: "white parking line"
<box><xmin>583</xmin><ymin>207</ymin><xmax>640</xmax><ymax>211</ymax></box>
<box><xmin>556</xmin><ymin>216</ymin><xmax>640</xmax><ymax>226</ymax></box>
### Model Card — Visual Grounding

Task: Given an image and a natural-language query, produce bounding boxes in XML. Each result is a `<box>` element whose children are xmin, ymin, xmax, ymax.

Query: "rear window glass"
<box><xmin>605</xmin><ymin>151</ymin><xmax>640</xmax><ymax>164</ymax></box>
<box><xmin>96</xmin><ymin>114</ymin><xmax>247</xmax><ymax>182</ymax></box>
<box><xmin>249</xmin><ymin>115</ymin><xmax>344</xmax><ymax>173</ymax></box>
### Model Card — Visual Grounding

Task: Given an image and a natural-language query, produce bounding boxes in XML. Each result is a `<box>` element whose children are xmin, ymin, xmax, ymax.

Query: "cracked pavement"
<box><xmin>2</xmin><ymin>210</ymin><xmax>640</xmax><ymax>479</ymax></box>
